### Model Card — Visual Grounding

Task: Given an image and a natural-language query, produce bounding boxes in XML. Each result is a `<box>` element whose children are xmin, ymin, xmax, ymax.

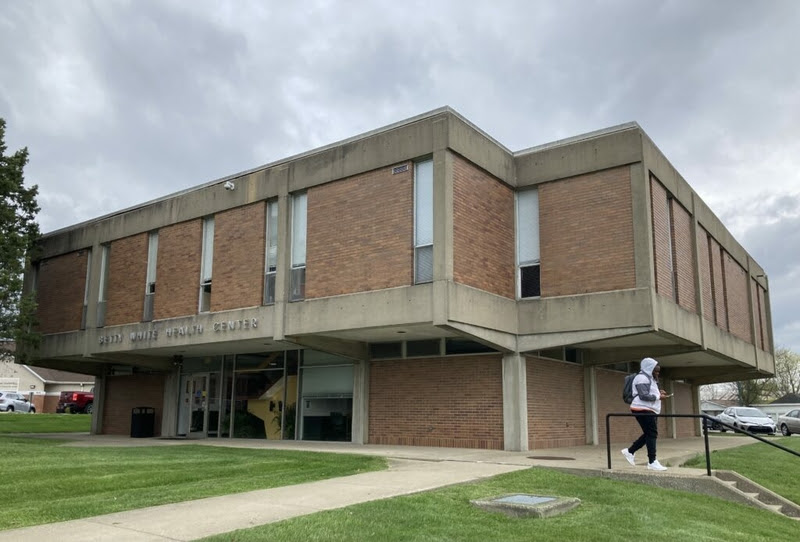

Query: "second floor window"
<box><xmin>264</xmin><ymin>200</ymin><xmax>278</xmax><ymax>304</ymax></box>
<box><xmin>414</xmin><ymin>159</ymin><xmax>433</xmax><ymax>283</ymax></box>
<box><xmin>517</xmin><ymin>188</ymin><xmax>540</xmax><ymax>298</ymax></box>
<box><xmin>143</xmin><ymin>231</ymin><xmax>158</xmax><ymax>321</ymax></box>
<box><xmin>290</xmin><ymin>192</ymin><xmax>306</xmax><ymax>301</ymax></box>
<box><xmin>199</xmin><ymin>217</ymin><xmax>214</xmax><ymax>312</ymax></box>
<box><xmin>97</xmin><ymin>244</ymin><xmax>110</xmax><ymax>327</ymax></box>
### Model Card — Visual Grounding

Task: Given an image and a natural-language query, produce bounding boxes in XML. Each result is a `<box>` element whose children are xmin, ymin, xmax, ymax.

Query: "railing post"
<box><xmin>606</xmin><ymin>414</ymin><xmax>612</xmax><ymax>470</ymax></box>
<box><xmin>702</xmin><ymin>416</ymin><xmax>711</xmax><ymax>476</ymax></box>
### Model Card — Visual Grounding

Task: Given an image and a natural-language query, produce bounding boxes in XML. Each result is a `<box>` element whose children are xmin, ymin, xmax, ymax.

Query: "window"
<box><xmin>516</xmin><ymin>189</ymin><xmax>540</xmax><ymax>298</ymax></box>
<box><xmin>199</xmin><ymin>217</ymin><xmax>214</xmax><ymax>312</ymax></box>
<box><xmin>81</xmin><ymin>249</ymin><xmax>92</xmax><ymax>330</ymax></box>
<box><xmin>143</xmin><ymin>231</ymin><xmax>158</xmax><ymax>321</ymax></box>
<box><xmin>290</xmin><ymin>192</ymin><xmax>307</xmax><ymax>301</ymax></box>
<box><xmin>264</xmin><ymin>200</ymin><xmax>278</xmax><ymax>305</ymax></box>
<box><xmin>667</xmin><ymin>195</ymin><xmax>678</xmax><ymax>302</ymax></box>
<box><xmin>96</xmin><ymin>244</ymin><xmax>110</xmax><ymax>327</ymax></box>
<box><xmin>414</xmin><ymin>159</ymin><xmax>433</xmax><ymax>283</ymax></box>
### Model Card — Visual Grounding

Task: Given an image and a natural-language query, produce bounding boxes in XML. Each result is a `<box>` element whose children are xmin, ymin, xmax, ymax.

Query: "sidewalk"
<box><xmin>0</xmin><ymin>435</ymin><xmax>753</xmax><ymax>541</ymax></box>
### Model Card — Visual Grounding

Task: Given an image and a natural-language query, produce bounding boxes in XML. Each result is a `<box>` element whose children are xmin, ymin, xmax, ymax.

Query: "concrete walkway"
<box><xmin>0</xmin><ymin>434</ymin><xmax>755</xmax><ymax>541</ymax></box>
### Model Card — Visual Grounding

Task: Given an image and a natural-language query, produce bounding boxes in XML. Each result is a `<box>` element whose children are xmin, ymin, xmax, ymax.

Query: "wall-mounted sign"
<box><xmin>99</xmin><ymin>318</ymin><xmax>259</xmax><ymax>346</ymax></box>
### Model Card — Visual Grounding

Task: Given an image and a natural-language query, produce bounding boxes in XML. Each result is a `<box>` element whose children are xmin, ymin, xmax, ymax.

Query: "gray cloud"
<box><xmin>1</xmin><ymin>0</ymin><xmax>799</xmax><ymax>351</ymax></box>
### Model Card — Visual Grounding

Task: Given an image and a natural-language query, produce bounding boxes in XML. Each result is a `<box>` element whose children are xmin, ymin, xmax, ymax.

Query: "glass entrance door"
<box><xmin>189</xmin><ymin>374</ymin><xmax>209</xmax><ymax>437</ymax></box>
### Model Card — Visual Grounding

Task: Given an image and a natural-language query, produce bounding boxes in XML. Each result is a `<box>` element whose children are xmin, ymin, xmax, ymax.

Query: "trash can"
<box><xmin>131</xmin><ymin>406</ymin><xmax>155</xmax><ymax>438</ymax></box>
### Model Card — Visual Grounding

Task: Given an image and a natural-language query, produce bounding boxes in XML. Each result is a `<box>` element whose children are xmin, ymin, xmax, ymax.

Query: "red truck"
<box><xmin>56</xmin><ymin>390</ymin><xmax>94</xmax><ymax>414</ymax></box>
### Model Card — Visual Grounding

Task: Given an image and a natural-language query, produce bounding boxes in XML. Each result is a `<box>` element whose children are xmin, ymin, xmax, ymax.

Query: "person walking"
<box><xmin>621</xmin><ymin>357</ymin><xmax>669</xmax><ymax>471</ymax></box>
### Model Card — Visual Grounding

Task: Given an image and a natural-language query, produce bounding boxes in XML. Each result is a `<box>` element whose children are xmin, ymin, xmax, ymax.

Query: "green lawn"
<box><xmin>0</xmin><ymin>437</ymin><xmax>386</xmax><ymax>530</ymax></box>
<box><xmin>2</xmin><ymin>429</ymin><xmax>798</xmax><ymax>542</ymax></box>
<box><xmin>0</xmin><ymin>412</ymin><xmax>91</xmax><ymax>433</ymax></box>
<box><xmin>201</xmin><ymin>465</ymin><xmax>799</xmax><ymax>542</ymax></box>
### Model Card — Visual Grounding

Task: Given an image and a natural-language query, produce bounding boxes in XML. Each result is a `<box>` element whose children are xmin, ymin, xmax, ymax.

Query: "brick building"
<box><xmin>20</xmin><ymin>107</ymin><xmax>773</xmax><ymax>450</ymax></box>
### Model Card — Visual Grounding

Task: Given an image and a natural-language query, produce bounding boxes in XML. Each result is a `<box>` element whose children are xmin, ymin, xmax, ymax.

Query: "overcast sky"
<box><xmin>1</xmin><ymin>0</ymin><xmax>798</xmax><ymax>353</ymax></box>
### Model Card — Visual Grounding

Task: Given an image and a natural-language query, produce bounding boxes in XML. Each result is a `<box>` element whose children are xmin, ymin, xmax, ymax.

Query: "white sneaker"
<box><xmin>647</xmin><ymin>460</ymin><xmax>667</xmax><ymax>471</ymax></box>
<box><xmin>620</xmin><ymin>448</ymin><xmax>636</xmax><ymax>466</ymax></box>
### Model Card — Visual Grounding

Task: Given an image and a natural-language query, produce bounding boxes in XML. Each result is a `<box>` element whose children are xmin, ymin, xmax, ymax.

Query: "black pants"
<box><xmin>628</xmin><ymin>411</ymin><xmax>658</xmax><ymax>463</ymax></box>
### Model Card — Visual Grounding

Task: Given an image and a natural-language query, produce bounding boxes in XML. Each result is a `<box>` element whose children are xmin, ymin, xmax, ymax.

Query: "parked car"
<box><xmin>701</xmin><ymin>414</ymin><xmax>721</xmax><ymax>430</ymax></box>
<box><xmin>777</xmin><ymin>409</ymin><xmax>800</xmax><ymax>436</ymax></box>
<box><xmin>717</xmin><ymin>406</ymin><xmax>776</xmax><ymax>434</ymax></box>
<box><xmin>0</xmin><ymin>391</ymin><xmax>36</xmax><ymax>413</ymax></box>
<box><xmin>56</xmin><ymin>390</ymin><xmax>94</xmax><ymax>414</ymax></box>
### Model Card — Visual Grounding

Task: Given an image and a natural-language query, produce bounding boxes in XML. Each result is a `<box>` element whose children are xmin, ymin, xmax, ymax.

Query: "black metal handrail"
<box><xmin>605</xmin><ymin>413</ymin><xmax>800</xmax><ymax>476</ymax></box>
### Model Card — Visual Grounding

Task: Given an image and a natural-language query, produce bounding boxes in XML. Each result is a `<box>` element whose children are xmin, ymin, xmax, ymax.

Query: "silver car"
<box><xmin>0</xmin><ymin>391</ymin><xmax>36</xmax><ymax>413</ymax></box>
<box><xmin>777</xmin><ymin>409</ymin><xmax>800</xmax><ymax>436</ymax></box>
<box><xmin>717</xmin><ymin>406</ymin><xmax>776</xmax><ymax>435</ymax></box>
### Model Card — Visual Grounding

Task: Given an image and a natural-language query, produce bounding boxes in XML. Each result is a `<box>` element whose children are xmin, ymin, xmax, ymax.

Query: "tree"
<box><xmin>721</xmin><ymin>347</ymin><xmax>800</xmax><ymax>405</ymax></box>
<box><xmin>0</xmin><ymin>118</ymin><xmax>40</xmax><ymax>358</ymax></box>
<box><xmin>772</xmin><ymin>347</ymin><xmax>800</xmax><ymax>397</ymax></box>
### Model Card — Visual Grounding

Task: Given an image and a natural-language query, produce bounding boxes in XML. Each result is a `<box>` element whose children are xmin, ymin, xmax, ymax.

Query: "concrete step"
<box><xmin>711</xmin><ymin>470</ymin><xmax>800</xmax><ymax>520</ymax></box>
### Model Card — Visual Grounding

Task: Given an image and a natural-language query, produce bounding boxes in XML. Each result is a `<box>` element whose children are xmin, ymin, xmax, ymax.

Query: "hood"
<box><xmin>640</xmin><ymin>357</ymin><xmax>658</xmax><ymax>377</ymax></box>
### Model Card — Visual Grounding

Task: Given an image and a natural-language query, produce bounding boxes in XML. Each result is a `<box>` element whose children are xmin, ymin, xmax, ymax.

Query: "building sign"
<box><xmin>98</xmin><ymin>318</ymin><xmax>258</xmax><ymax>346</ymax></box>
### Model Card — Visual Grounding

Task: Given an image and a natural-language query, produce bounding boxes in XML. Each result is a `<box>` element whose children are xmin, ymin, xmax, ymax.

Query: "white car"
<box><xmin>0</xmin><ymin>391</ymin><xmax>36</xmax><ymax>413</ymax></box>
<box><xmin>717</xmin><ymin>407</ymin><xmax>775</xmax><ymax>435</ymax></box>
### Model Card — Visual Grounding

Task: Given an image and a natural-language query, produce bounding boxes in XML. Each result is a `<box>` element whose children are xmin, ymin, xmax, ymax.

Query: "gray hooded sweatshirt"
<box><xmin>630</xmin><ymin>357</ymin><xmax>661</xmax><ymax>414</ymax></box>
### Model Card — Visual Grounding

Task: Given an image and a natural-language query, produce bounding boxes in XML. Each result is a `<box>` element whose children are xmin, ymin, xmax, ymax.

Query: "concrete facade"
<box><xmin>20</xmin><ymin>107</ymin><xmax>773</xmax><ymax>451</ymax></box>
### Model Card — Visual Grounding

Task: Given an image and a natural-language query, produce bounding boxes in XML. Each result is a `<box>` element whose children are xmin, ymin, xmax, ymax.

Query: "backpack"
<box><xmin>622</xmin><ymin>371</ymin><xmax>652</xmax><ymax>404</ymax></box>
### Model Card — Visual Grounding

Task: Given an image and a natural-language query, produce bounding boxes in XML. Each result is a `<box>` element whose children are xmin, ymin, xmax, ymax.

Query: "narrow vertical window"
<box><xmin>264</xmin><ymin>200</ymin><xmax>278</xmax><ymax>304</ymax></box>
<box><xmin>81</xmin><ymin>249</ymin><xmax>92</xmax><ymax>330</ymax></box>
<box><xmin>414</xmin><ymin>159</ymin><xmax>433</xmax><ymax>283</ymax></box>
<box><xmin>517</xmin><ymin>189</ymin><xmax>540</xmax><ymax>298</ymax></box>
<box><xmin>97</xmin><ymin>244</ymin><xmax>110</xmax><ymax>327</ymax></box>
<box><xmin>143</xmin><ymin>231</ymin><xmax>158</xmax><ymax>321</ymax></box>
<box><xmin>199</xmin><ymin>217</ymin><xmax>214</xmax><ymax>312</ymax></box>
<box><xmin>667</xmin><ymin>196</ymin><xmax>678</xmax><ymax>303</ymax></box>
<box><xmin>290</xmin><ymin>193</ymin><xmax>307</xmax><ymax>301</ymax></box>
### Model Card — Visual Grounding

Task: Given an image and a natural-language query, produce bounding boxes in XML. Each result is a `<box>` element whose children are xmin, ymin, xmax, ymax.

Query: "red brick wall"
<box><xmin>368</xmin><ymin>355</ymin><xmax>504</xmax><ymax>449</ymax></box>
<box><xmin>595</xmin><ymin>368</ymin><xmax>668</xmax><ymax>444</ymax></box>
<box><xmin>453</xmin><ymin>155</ymin><xmax>515</xmax><ymax>298</ymax></box>
<box><xmin>670</xmin><ymin>199</ymin><xmax>696</xmax><ymax>313</ymax></box>
<box><xmin>212</xmin><ymin>202</ymin><xmax>266</xmax><ymax>311</ymax></box>
<box><xmin>306</xmin><ymin>165</ymin><xmax>413</xmax><ymax>298</ymax></box>
<box><xmin>710</xmin><ymin>240</ymin><xmax>728</xmax><ymax>330</ymax></box>
<box><xmin>36</xmin><ymin>250</ymin><xmax>89</xmax><ymax>333</ymax></box>
<box><xmin>105</xmin><ymin>234</ymin><xmax>148</xmax><ymax>326</ymax></box>
<box><xmin>526</xmin><ymin>357</ymin><xmax>586</xmax><ymax>449</ymax></box>
<box><xmin>724</xmin><ymin>252</ymin><xmax>751</xmax><ymax>343</ymax></box>
<box><xmin>696</xmin><ymin>228</ymin><xmax>715</xmax><ymax>323</ymax></box>
<box><xmin>650</xmin><ymin>177</ymin><xmax>674</xmax><ymax>300</ymax></box>
<box><xmin>154</xmin><ymin>220</ymin><xmax>202</xmax><ymax>319</ymax></box>
<box><xmin>539</xmin><ymin>166</ymin><xmax>635</xmax><ymax>296</ymax></box>
<box><xmin>102</xmin><ymin>373</ymin><xmax>165</xmax><ymax>436</ymax></box>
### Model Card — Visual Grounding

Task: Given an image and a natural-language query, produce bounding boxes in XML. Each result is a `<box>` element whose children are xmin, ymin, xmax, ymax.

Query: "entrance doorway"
<box><xmin>178</xmin><ymin>373</ymin><xmax>221</xmax><ymax>437</ymax></box>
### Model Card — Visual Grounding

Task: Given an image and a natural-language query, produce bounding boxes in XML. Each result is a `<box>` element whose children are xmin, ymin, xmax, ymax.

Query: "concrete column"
<box><xmin>90</xmin><ymin>373</ymin><xmax>105</xmax><ymax>435</ymax></box>
<box><xmin>502</xmin><ymin>352</ymin><xmax>528</xmax><ymax>451</ymax></box>
<box><xmin>432</xmin><ymin>119</ymin><xmax>453</xmax><ymax>326</ymax></box>
<box><xmin>666</xmin><ymin>379</ymin><xmax>676</xmax><ymax>439</ymax></box>
<box><xmin>160</xmin><ymin>367</ymin><xmax>181</xmax><ymax>437</ymax></box>
<box><xmin>351</xmin><ymin>359</ymin><xmax>369</xmax><ymax>444</ymax></box>
<box><xmin>273</xmin><ymin>167</ymin><xmax>290</xmax><ymax>341</ymax></box>
<box><xmin>583</xmin><ymin>366</ymin><xmax>598</xmax><ymax>445</ymax></box>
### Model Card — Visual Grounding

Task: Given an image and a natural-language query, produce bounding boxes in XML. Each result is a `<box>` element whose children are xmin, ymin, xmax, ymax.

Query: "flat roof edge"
<box><xmin>43</xmin><ymin>106</ymin><xmax>463</xmax><ymax>238</ymax></box>
<box><xmin>514</xmin><ymin>121</ymin><xmax>641</xmax><ymax>156</ymax></box>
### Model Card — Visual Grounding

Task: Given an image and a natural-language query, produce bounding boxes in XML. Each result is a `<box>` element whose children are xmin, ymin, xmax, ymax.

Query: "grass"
<box><xmin>1</xmin><ymin>423</ymin><xmax>798</xmax><ymax>541</ymax></box>
<box><xmin>200</xmin><ymin>465</ymin><xmax>799</xmax><ymax>542</ymax></box>
<box><xmin>0</xmin><ymin>436</ymin><xmax>386</xmax><ymax>530</ymax></box>
<box><xmin>0</xmin><ymin>412</ymin><xmax>92</xmax><ymax>433</ymax></box>
<box><xmin>685</xmin><ymin>435</ymin><xmax>800</xmax><ymax>504</ymax></box>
